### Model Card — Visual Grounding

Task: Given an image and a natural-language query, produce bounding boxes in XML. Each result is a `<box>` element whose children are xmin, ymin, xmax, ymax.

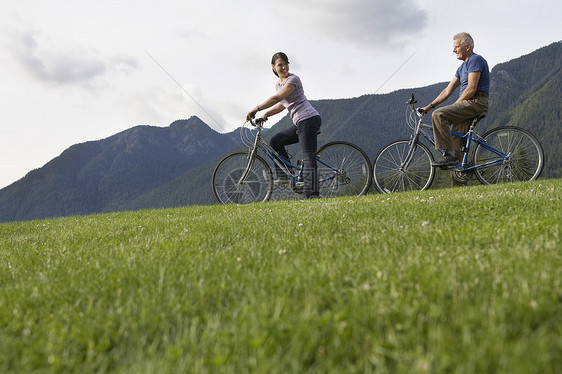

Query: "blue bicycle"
<box><xmin>373</xmin><ymin>94</ymin><xmax>544</xmax><ymax>193</ymax></box>
<box><xmin>212</xmin><ymin>118</ymin><xmax>372</xmax><ymax>204</ymax></box>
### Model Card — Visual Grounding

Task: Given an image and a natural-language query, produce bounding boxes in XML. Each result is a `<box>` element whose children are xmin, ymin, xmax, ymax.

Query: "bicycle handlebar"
<box><xmin>247</xmin><ymin>117</ymin><xmax>266</xmax><ymax>128</ymax></box>
<box><xmin>408</xmin><ymin>93</ymin><xmax>417</xmax><ymax>105</ymax></box>
<box><xmin>408</xmin><ymin>94</ymin><xmax>425</xmax><ymax>117</ymax></box>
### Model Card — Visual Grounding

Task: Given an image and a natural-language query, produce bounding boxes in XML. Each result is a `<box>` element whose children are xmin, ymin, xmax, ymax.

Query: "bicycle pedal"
<box><xmin>273</xmin><ymin>178</ymin><xmax>291</xmax><ymax>186</ymax></box>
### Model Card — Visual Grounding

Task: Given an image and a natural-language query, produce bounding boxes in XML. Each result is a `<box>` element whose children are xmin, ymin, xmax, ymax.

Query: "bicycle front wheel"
<box><xmin>212</xmin><ymin>152</ymin><xmax>273</xmax><ymax>204</ymax></box>
<box><xmin>474</xmin><ymin>126</ymin><xmax>544</xmax><ymax>185</ymax></box>
<box><xmin>373</xmin><ymin>139</ymin><xmax>435</xmax><ymax>193</ymax></box>
<box><xmin>316</xmin><ymin>142</ymin><xmax>372</xmax><ymax>198</ymax></box>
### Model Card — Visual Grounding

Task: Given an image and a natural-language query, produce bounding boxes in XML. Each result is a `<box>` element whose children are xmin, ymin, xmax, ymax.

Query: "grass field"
<box><xmin>1</xmin><ymin>179</ymin><xmax>560</xmax><ymax>373</ymax></box>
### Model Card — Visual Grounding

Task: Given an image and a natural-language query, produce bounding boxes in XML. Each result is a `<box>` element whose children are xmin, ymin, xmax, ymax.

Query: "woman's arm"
<box><xmin>262</xmin><ymin>103</ymin><xmax>285</xmax><ymax>120</ymax></box>
<box><xmin>246</xmin><ymin>83</ymin><xmax>296</xmax><ymax>120</ymax></box>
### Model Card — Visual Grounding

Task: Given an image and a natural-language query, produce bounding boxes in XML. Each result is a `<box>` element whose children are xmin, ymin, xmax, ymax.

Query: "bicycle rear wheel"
<box><xmin>373</xmin><ymin>139</ymin><xmax>435</xmax><ymax>193</ymax></box>
<box><xmin>316</xmin><ymin>142</ymin><xmax>372</xmax><ymax>198</ymax></box>
<box><xmin>474</xmin><ymin>126</ymin><xmax>544</xmax><ymax>184</ymax></box>
<box><xmin>212</xmin><ymin>152</ymin><xmax>273</xmax><ymax>204</ymax></box>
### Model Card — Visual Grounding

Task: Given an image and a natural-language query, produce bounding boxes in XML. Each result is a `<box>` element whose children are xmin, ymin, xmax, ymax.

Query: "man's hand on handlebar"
<box><xmin>420</xmin><ymin>98</ymin><xmax>440</xmax><ymax>114</ymax></box>
<box><xmin>419</xmin><ymin>105</ymin><xmax>433</xmax><ymax>115</ymax></box>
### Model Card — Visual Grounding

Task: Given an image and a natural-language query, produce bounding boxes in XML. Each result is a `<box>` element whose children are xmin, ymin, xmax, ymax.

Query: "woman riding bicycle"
<box><xmin>246</xmin><ymin>52</ymin><xmax>322</xmax><ymax>199</ymax></box>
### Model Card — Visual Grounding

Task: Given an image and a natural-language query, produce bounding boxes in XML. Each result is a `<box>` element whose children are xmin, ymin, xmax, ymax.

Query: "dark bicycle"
<box><xmin>373</xmin><ymin>94</ymin><xmax>544</xmax><ymax>193</ymax></box>
<box><xmin>212</xmin><ymin>119</ymin><xmax>372</xmax><ymax>204</ymax></box>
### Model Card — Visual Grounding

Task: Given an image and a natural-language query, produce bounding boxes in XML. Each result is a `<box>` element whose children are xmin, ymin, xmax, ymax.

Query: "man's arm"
<box><xmin>455</xmin><ymin>71</ymin><xmax>480</xmax><ymax>102</ymax></box>
<box><xmin>421</xmin><ymin>77</ymin><xmax>460</xmax><ymax>113</ymax></box>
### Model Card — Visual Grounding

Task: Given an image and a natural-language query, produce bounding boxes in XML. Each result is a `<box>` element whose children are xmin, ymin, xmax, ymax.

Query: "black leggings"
<box><xmin>269</xmin><ymin>115</ymin><xmax>322</xmax><ymax>197</ymax></box>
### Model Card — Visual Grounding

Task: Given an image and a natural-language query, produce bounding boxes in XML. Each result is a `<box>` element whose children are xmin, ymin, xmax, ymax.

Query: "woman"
<box><xmin>246</xmin><ymin>52</ymin><xmax>322</xmax><ymax>199</ymax></box>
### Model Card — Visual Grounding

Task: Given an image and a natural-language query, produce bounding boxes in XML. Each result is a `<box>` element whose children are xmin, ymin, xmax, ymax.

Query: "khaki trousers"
<box><xmin>432</xmin><ymin>96</ymin><xmax>489</xmax><ymax>158</ymax></box>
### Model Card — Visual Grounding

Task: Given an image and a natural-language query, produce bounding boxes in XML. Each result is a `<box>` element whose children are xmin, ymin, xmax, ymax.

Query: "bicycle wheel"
<box><xmin>212</xmin><ymin>152</ymin><xmax>273</xmax><ymax>204</ymax></box>
<box><xmin>316</xmin><ymin>142</ymin><xmax>372</xmax><ymax>198</ymax></box>
<box><xmin>373</xmin><ymin>139</ymin><xmax>435</xmax><ymax>193</ymax></box>
<box><xmin>473</xmin><ymin>126</ymin><xmax>544</xmax><ymax>184</ymax></box>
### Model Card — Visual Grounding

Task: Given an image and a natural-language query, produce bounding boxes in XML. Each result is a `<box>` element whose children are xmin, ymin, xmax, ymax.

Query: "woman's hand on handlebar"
<box><xmin>246</xmin><ymin>116</ymin><xmax>267</xmax><ymax>127</ymax></box>
<box><xmin>254</xmin><ymin>117</ymin><xmax>267</xmax><ymax>127</ymax></box>
<box><xmin>246</xmin><ymin>108</ymin><xmax>258</xmax><ymax>121</ymax></box>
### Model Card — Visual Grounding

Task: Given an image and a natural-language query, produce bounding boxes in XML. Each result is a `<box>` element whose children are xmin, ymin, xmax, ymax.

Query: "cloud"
<box><xmin>8</xmin><ymin>28</ymin><xmax>138</xmax><ymax>88</ymax></box>
<box><xmin>281</xmin><ymin>0</ymin><xmax>427</xmax><ymax>47</ymax></box>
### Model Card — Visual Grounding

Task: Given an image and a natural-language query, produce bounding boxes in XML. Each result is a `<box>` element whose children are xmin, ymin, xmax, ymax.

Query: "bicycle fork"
<box><xmin>401</xmin><ymin>134</ymin><xmax>421</xmax><ymax>170</ymax></box>
<box><xmin>237</xmin><ymin>149</ymin><xmax>258</xmax><ymax>185</ymax></box>
<box><xmin>237</xmin><ymin>133</ymin><xmax>262</xmax><ymax>185</ymax></box>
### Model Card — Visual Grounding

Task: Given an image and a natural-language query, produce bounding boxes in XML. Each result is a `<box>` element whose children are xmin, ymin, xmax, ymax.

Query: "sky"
<box><xmin>1</xmin><ymin>0</ymin><xmax>560</xmax><ymax>189</ymax></box>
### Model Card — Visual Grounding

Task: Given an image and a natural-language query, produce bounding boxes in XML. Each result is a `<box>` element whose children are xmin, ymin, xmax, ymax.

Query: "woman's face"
<box><xmin>272</xmin><ymin>58</ymin><xmax>290</xmax><ymax>78</ymax></box>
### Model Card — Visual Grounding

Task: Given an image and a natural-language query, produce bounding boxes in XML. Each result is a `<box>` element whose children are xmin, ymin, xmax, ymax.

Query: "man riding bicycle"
<box><xmin>420</xmin><ymin>32</ymin><xmax>490</xmax><ymax>178</ymax></box>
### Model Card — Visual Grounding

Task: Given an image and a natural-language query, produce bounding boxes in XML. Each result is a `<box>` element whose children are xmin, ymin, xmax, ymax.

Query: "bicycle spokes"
<box><xmin>474</xmin><ymin>127</ymin><xmax>544</xmax><ymax>184</ymax></box>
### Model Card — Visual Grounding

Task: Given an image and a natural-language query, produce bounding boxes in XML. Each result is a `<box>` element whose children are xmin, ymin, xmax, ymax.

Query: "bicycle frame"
<box><xmin>408</xmin><ymin>105</ymin><xmax>510</xmax><ymax>173</ymax></box>
<box><xmin>238</xmin><ymin>123</ymin><xmax>340</xmax><ymax>186</ymax></box>
<box><xmin>252</xmin><ymin>131</ymin><xmax>302</xmax><ymax>184</ymax></box>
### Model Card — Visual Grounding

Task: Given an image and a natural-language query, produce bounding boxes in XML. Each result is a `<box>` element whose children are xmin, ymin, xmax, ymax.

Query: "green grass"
<box><xmin>1</xmin><ymin>179</ymin><xmax>561</xmax><ymax>373</ymax></box>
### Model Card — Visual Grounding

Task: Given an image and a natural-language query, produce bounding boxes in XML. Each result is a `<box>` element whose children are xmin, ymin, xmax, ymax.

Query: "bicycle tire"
<box><xmin>316</xmin><ymin>141</ymin><xmax>372</xmax><ymax>198</ymax></box>
<box><xmin>373</xmin><ymin>139</ymin><xmax>435</xmax><ymax>193</ymax></box>
<box><xmin>473</xmin><ymin>126</ymin><xmax>544</xmax><ymax>185</ymax></box>
<box><xmin>212</xmin><ymin>152</ymin><xmax>273</xmax><ymax>204</ymax></box>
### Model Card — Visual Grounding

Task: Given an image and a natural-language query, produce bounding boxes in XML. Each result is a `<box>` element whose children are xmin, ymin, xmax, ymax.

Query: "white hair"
<box><xmin>454</xmin><ymin>32</ymin><xmax>474</xmax><ymax>49</ymax></box>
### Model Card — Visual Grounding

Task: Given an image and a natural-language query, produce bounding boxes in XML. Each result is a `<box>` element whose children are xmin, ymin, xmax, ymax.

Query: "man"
<box><xmin>421</xmin><ymin>32</ymin><xmax>490</xmax><ymax>170</ymax></box>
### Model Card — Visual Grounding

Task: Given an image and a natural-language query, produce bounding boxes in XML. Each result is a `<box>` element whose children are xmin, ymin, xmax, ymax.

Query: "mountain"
<box><xmin>1</xmin><ymin>41</ymin><xmax>560</xmax><ymax>222</ymax></box>
<box><xmin>0</xmin><ymin>117</ymin><xmax>239</xmax><ymax>222</ymax></box>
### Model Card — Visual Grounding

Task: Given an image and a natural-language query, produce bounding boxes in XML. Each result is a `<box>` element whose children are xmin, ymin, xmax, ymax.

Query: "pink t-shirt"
<box><xmin>276</xmin><ymin>74</ymin><xmax>319</xmax><ymax>125</ymax></box>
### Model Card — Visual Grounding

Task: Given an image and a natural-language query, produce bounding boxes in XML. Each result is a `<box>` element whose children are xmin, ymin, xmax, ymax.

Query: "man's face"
<box><xmin>453</xmin><ymin>39</ymin><xmax>471</xmax><ymax>61</ymax></box>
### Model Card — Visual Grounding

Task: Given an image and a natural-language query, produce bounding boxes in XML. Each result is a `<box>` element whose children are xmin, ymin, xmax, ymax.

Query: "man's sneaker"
<box><xmin>431</xmin><ymin>154</ymin><xmax>458</xmax><ymax>168</ymax></box>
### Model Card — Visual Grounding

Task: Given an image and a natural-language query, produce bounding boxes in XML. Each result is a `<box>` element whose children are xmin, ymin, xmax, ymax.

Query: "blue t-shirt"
<box><xmin>455</xmin><ymin>53</ymin><xmax>490</xmax><ymax>96</ymax></box>
<box><xmin>276</xmin><ymin>74</ymin><xmax>319</xmax><ymax>125</ymax></box>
